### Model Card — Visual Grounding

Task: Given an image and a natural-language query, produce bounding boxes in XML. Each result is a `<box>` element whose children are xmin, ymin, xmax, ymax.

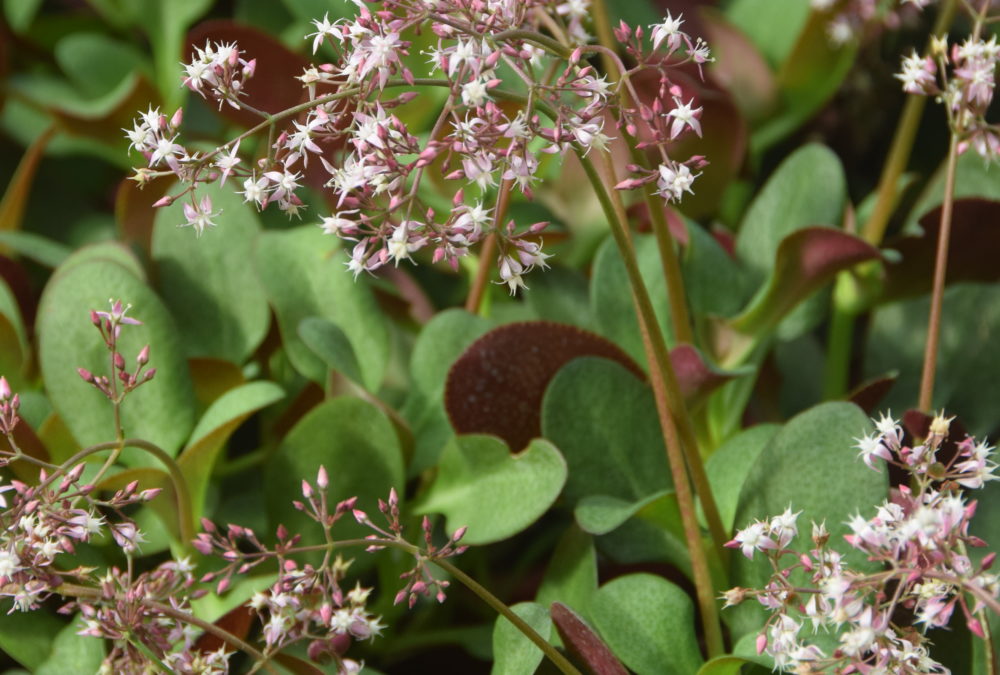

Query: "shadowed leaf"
<box><xmin>670</xmin><ymin>343</ymin><xmax>736</xmax><ymax>411</ymax></box>
<box><xmin>0</xmin><ymin>126</ymin><xmax>56</xmax><ymax>243</ymax></box>
<box><xmin>882</xmin><ymin>199</ymin><xmax>1000</xmax><ymax>302</ymax></box>
<box><xmin>446</xmin><ymin>322</ymin><xmax>642</xmax><ymax>452</ymax></box>
<box><xmin>492</xmin><ymin>602</ymin><xmax>552</xmax><ymax>675</ymax></box>
<box><xmin>192</xmin><ymin>603</ymin><xmax>255</xmax><ymax>655</ymax></box>
<box><xmin>551</xmin><ymin>602</ymin><xmax>628</xmax><ymax>675</ymax></box>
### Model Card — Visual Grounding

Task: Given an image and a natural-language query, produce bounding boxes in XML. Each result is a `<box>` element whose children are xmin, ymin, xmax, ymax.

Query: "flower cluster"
<box><xmin>76</xmin><ymin>300</ymin><xmax>156</xmax><ymax>402</ymax></box>
<box><xmin>0</xmin><ymin>461</ymin><xmax>158</xmax><ymax>613</ymax></box>
<box><xmin>194</xmin><ymin>467</ymin><xmax>467</xmax><ymax>672</ymax></box>
<box><xmin>811</xmin><ymin>0</ymin><xmax>933</xmax><ymax>45</ymax></box>
<box><xmin>897</xmin><ymin>32</ymin><xmax>1000</xmax><ymax>160</ymax></box>
<box><xmin>125</xmin><ymin>1</ymin><xmax>713</xmax><ymax>293</ymax></box>
<box><xmin>724</xmin><ymin>412</ymin><xmax>999</xmax><ymax>674</ymax></box>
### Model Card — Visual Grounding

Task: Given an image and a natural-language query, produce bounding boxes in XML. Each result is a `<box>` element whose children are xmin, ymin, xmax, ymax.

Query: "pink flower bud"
<box><xmin>302</xmin><ymin>480</ymin><xmax>313</xmax><ymax>498</ymax></box>
<box><xmin>170</xmin><ymin>108</ymin><xmax>184</xmax><ymax>129</ymax></box>
<box><xmin>756</xmin><ymin>633</ymin><xmax>768</xmax><ymax>655</ymax></box>
<box><xmin>452</xmin><ymin>526</ymin><xmax>467</xmax><ymax>542</ymax></box>
<box><xmin>78</xmin><ymin>368</ymin><xmax>94</xmax><ymax>383</ymax></box>
<box><xmin>152</xmin><ymin>195</ymin><xmax>174</xmax><ymax>208</ymax></box>
<box><xmin>136</xmin><ymin>345</ymin><xmax>150</xmax><ymax>366</ymax></box>
<box><xmin>394</xmin><ymin>589</ymin><xmax>407</xmax><ymax>605</ymax></box>
<box><xmin>217</xmin><ymin>577</ymin><xmax>230</xmax><ymax>594</ymax></box>
<box><xmin>0</xmin><ymin>377</ymin><xmax>9</xmax><ymax>400</ymax></box>
<box><xmin>143</xmin><ymin>369</ymin><xmax>156</xmax><ymax>381</ymax></box>
<box><xmin>317</xmin><ymin>465</ymin><xmax>329</xmax><ymax>489</ymax></box>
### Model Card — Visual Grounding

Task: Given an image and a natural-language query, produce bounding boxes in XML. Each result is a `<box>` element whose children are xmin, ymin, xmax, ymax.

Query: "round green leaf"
<box><xmin>265</xmin><ymin>397</ymin><xmax>404</xmax><ymax>544</ymax></box>
<box><xmin>37</xmin><ymin>260</ymin><xmax>195</xmax><ymax>458</ymax></box>
<box><xmin>728</xmin><ymin>402</ymin><xmax>887</xmax><ymax>640</ymax></box>
<box><xmin>415</xmin><ymin>436</ymin><xmax>567</xmax><ymax>545</ymax></box>
<box><xmin>255</xmin><ymin>227</ymin><xmax>388</xmax><ymax>391</ymax></box>
<box><xmin>153</xmin><ymin>181</ymin><xmax>269</xmax><ymax>363</ymax></box>
<box><xmin>536</xmin><ymin>526</ymin><xmax>598</xmax><ymax>620</ymax></box>
<box><xmin>0</xmin><ymin>607</ymin><xmax>65</xmax><ymax>670</ymax></box>
<box><xmin>491</xmin><ymin>602</ymin><xmax>552</xmax><ymax>675</ymax></box>
<box><xmin>591</xmin><ymin>573</ymin><xmax>704</xmax><ymax>675</ymax></box>
<box><xmin>574</xmin><ymin>491</ymin><xmax>671</xmax><ymax>536</ymax></box>
<box><xmin>542</xmin><ymin>357</ymin><xmax>671</xmax><ymax>505</ymax></box>
<box><xmin>705</xmin><ymin>424</ymin><xmax>779</xmax><ymax>532</ymax></box>
<box><xmin>35</xmin><ymin>620</ymin><xmax>104</xmax><ymax>675</ymax></box>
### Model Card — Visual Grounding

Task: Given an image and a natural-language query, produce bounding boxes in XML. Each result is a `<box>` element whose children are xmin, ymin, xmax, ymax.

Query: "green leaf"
<box><xmin>541</xmin><ymin>357</ymin><xmax>671</xmax><ymax>506</ymax></box>
<box><xmin>574</xmin><ymin>491</ymin><xmax>671</xmax><ymax>536</ymax></box>
<box><xmin>149</xmin><ymin>0</ymin><xmax>213</xmax><ymax>106</ymax></box>
<box><xmin>0</xmin><ymin>231</ymin><xmax>72</xmax><ymax>267</ymax></box>
<box><xmin>523</xmin><ymin>264</ymin><xmax>594</xmax><ymax>329</ymax></box>
<box><xmin>54</xmin><ymin>33</ymin><xmax>144</xmax><ymax>99</ymax></box>
<box><xmin>35</xmin><ymin>620</ymin><xmax>104</xmax><ymax>675</ymax></box>
<box><xmin>590</xmin><ymin>574</ymin><xmax>704</xmax><ymax>675</ymax></box>
<box><xmin>58</xmin><ymin>241</ymin><xmax>146</xmax><ymax>280</ymax></box>
<box><xmin>401</xmin><ymin>309</ymin><xmax>493</xmax><ymax>476</ymax></box>
<box><xmin>299</xmin><ymin>317</ymin><xmax>364</xmax><ymax>387</ymax></box>
<box><xmin>265</xmin><ymin>397</ymin><xmax>404</xmax><ymax>544</ymax></box>
<box><xmin>536</xmin><ymin>526</ymin><xmax>598</xmax><ymax>620</ymax></box>
<box><xmin>697</xmin><ymin>656</ymin><xmax>754</xmax><ymax>675</ymax></box>
<box><xmin>907</xmin><ymin>144</ymin><xmax>1000</xmax><ymax>232</ymax></box>
<box><xmin>0</xmin><ymin>608</ymin><xmax>65</xmax><ymax>670</ymax></box>
<box><xmin>724</xmin><ymin>0</ymin><xmax>810</xmax><ymax>68</ymax></box>
<box><xmin>37</xmin><ymin>260</ymin><xmax>195</xmax><ymax>458</ymax></box>
<box><xmin>591</xmin><ymin>233</ymin><xmax>674</xmax><ymax>366</ymax></box>
<box><xmin>3</xmin><ymin>0</ymin><xmax>44</xmax><ymax>32</ymax></box>
<box><xmin>704</xmin><ymin>424</ymin><xmax>779</xmax><ymax>532</ymax></box>
<box><xmin>153</xmin><ymin>181</ymin><xmax>270</xmax><ymax>363</ymax></box>
<box><xmin>728</xmin><ymin>402</ymin><xmax>887</xmax><ymax>641</ymax></box>
<box><xmin>736</xmin><ymin>144</ymin><xmax>846</xmax><ymax>286</ymax></box>
<box><xmin>682</xmin><ymin>221</ymin><xmax>753</xmax><ymax>318</ymax></box>
<box><xmin>491</xmin><ymin>602</ymin><xmax>552</xmax><ymax>675</ymax></box>
<box><xmin>864</xmin><ymin>283</ymin><xmax>1000</xmax><ymax>437</ymax></box>
<box><xmin>254</xmin><ymin>227</ymin><xmax>389</xmax><ymax>391</ymax></box>
<box><xmin>179</xmin><ymin>381</ymin><xmax>285</xmax><ymax>520</ymax></box>
<box><xmin>415</xmin><ymin>436</ymin><xmax>567</xmax><ymax>545</ymax></box>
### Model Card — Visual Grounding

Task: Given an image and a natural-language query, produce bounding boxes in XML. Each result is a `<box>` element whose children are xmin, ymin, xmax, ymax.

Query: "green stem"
<box><xmin>918</xmin><ymin>131</ymin><xmax>959</xmax><ymax>412</ymax></box>
<box><xmin>577</xmin><ymin>152</ymin><xmax>724</xmax><ymax>658</ymax></box>
<box><xmin>432</xmin><ymin>557</ymin><xmax>582</xmax><ymax>675</ymax></box>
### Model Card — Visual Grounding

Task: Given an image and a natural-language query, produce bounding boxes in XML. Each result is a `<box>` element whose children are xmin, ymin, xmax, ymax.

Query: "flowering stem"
<box><xmin>41</xmin><ymin>439</ymin><xmax>195</xmax><ymax>550</ymax></box>
<box><xmin>918</xmin><ymin>133</ymin><xmax>958</xmax><ymax>412</ymax></box>
<box><xmin>124</xmin><ymin>632</ymin><xmax>171</xmax><ymax>673</ymax></box>
<box><xmin>577</xmin><ymin>151</ymin><xmax>724</xmax><ymax>658</ymax></box>
<box><xmin>465</xmin><ymin>179</ymin><xmax>513</xmax><ymax>314</ymax></box>
<box><xmin>279</xmin><ymin>537</ymin><xmax>580</xmax><ymax>673</ymax></box>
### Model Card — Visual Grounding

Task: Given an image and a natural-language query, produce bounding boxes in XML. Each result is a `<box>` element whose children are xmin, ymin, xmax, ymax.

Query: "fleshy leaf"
<box><xmin>551</xmin><ymin>602</ymin><xmax>628</xmax><ymax>675</ymax></box>
<box><xmin>575</xmin><ymin>491</ymin><xmax>671</xmax><ymax>536</ymax></box>
<box><xmin>590</xmin><ymin>574</ymin><xmax>704</xmax><ymax>675</ymax></box>
<box><xmin>729</xmin><ymin>227</ymin><xmax>881</xmax><ymax>338</ymax></box>
<box><xmin>0</xmin><ymin>604</ymin><xmax>64</xmax><ymax>669</ymax></box>
<box><xmin>37</xmin><ymin>259</ymin><xmax>195</xmax><ymax>459</ymax></box>
<box><xmin>541</xmin><ymin>357</ymin><xmax>670</xmax><ymax>506</ymax></box>
<box><xmin>670</xmin><ymin>344</ymin><xmax>738</xmax><ymax>412</ymax></box>
<box><xmin>0</xmin><ymin>126</ymin><xmax>55</xmax><ymax>242</ymax></box>
<box><xmin>265</xmin><ymin>397</ymin><xmax>403</xmax><ymax>545</ymax></box>
<box><xmin>491</xmin><ymin>602</ymin><xmax>552</xmax><ymax>675</ymax></box>
<box><xmin>728</xmin><ymin>402</ymin><xmax>887</xmax><ymax>641</ymax></box>
<box><xmin>445</xmin><ymin>322</ymin><xmax>642</xmax><ymax>452</ymax></box>
<box><xmin>0</xmin><ymin>231</ymin><xmax>71</xmax><ymax>268</ymax></box>
<box><xmin>152</xmin><ymin>181</ymin><xmax>269</xmax><ymax>363</ymax></box>
<box><xmin>705</xmin><ymin>424</ymin><xmax>779</xmax><ymax>532</ymax></box>
<box><xmin>179</xmin><ymin>381</ymin><xmax>285</xmax><ymax>521</ymax></box>
<box><xmin>254</xmin><ymin>226</ymin><xmax>388</xmax><ymax>391</ymax></box>
<box><xmin>298</xmin><ymin>317</ymin><xmax>364</xmax><ymax>388</ymax></box>
<box><xmin>415</xmin><ymin>436</ymin><xmax>567</xmax><ymax>545</ymax></box>
<box><xmin>34</xmin><ymin>620</ymin><xmax>104</xmax><ymax>675</ymax></box>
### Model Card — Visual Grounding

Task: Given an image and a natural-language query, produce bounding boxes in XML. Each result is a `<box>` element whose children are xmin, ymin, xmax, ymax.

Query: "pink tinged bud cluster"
<box><xmin>725</xmin><ymin>411</ymin><xmax>998</xmax><ymax>674</ymax></box>
<box><xmin>0</xmin><ymin>376</ymin><xmax>19</xmax><ymax>436</ymax></box>
<box><xmin>80</xmin><ymin>300</ymin><xmax>156</xmax><ymax>402</ymax></box>
<box><xmin>813</xmin><ymin>0</ymin><xmax>933</xmax><ymax>45</ymax></box>
<box><xmin>182</xmin><ymin>40</ymin><xmax>256</xmax><ymax>109</ymax></box>
<box><xmin>896</xmin><ymin>33</ymin><xmax>1000</xmax><ymax>161</ymax></box>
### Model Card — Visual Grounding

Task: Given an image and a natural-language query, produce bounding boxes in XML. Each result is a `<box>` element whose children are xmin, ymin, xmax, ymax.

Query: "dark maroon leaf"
<box><xmin>445</xmin><ymin>322</ymin><xmax>643</xmax><ymax>451</ymax></box>
<box><xmin>551</xmin><ymin>602</ymin><xmax>628</xmax><ymax>675</ymax></box>
<box><xmin>730</xmin><ymin>227</ymin><xmax>882</xmax><ymax>336</ymax></box>
<box><xmin>670</xmin><ymin>343</ymin><xmax>734</xmax><ymax>411</ymax></box>
<box><xmin>846</xmin><ymin>375</ymin><xmax>897</xmax><ymax>416</ymax></box>
<box><xmin>882</xmin><ymin>199</ymin><xmax>1000</xmax><ymax>302</ymax></box>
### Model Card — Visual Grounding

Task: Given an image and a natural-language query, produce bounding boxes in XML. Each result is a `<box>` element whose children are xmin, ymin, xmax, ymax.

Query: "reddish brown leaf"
<box><xmin>0</xmin><ymin>125</ymin><xmax>56</xmax><ymax>244</ymax></box>
<box><xmin>114</xmin><ymin>174</ymin><xmax>171</xmax><ymax>257</ymax></box>
<box><xmin>730</xmin><ymin>227</ymin><xmax>881</xmax><ymax>336</ymax></box>
<box><xmin>846</xmin><ymin>375</ymin><xmax>897</xmax><ymax>416</ymax></box>
<box><xmin>882</xmin><ymin>199</ymin><xmax>1000</xmax><ymax>302</ymax></box>
<box><xmin>192</xmin><ymin>603</ymin><xmax>255</xmax><ymax>655</ymax></box>
<box><xmin>670</xmin><ymin>343</ymin><xmax>734</xmax><ymax>411</ymax></box>
<box><xmin>2</xmin><ymin>420</ymin><xmax>50</xmax><ymax>484</ymax></box>
<box><xmin>551</xmin><ymin>602</ymin><xmax>628</xmax><ymax>675</ymax></box>
<box><xmin>445</xmin><ymin>322</ymin><xmax>643</xmax><ymax>451</ymax></box>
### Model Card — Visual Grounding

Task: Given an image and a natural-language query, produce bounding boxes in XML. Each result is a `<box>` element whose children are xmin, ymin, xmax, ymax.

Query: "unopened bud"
<box><xmin>170</xmin><ymin>107</ymin><xmax>184</xmax><ymax>129</ymax></box>
<box><xmin>317</xmin><ymin>465</ymin><xmax>329</xmax><ymax>489</ymax></box>
<box><xmin>136</xmin><ymin>345</ymin><xmax>150</xmax><ymax>366</ymax></box>
<box><xmin>152</xmin><ymin>195</ymin><xmax>174</xmax><ymax>208</ymax></box>
<box><xmin>0</xmin><ymin>377</ymin><xmax>9</xmax><ymax>399</ymax></box>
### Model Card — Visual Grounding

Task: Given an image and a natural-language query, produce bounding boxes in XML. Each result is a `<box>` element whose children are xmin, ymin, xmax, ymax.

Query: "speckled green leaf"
<box><xmin>591</xmin><ymin>574</ymin><xmax>703</xmax><ymax>675</ymax></box>
<box><xmin>153</xmin><ymin>181</ymin><xmax>269</xmax><ymax>363</ymax></box>
<box><xmin>705</xmin><ymin>424</ymin><xmax>779</xmax><ymax>532</ymax></box>
<box><xmin>254</xmin><ymin>227</ymin><xmax>388</xmax><ymax>391</ymax></box>
<box><xmin>536</xmin><ymin>526</ymin><xmax>598</xmax><ymax>620</ymax></box>
<box><xmin>415</xmin><ymin>436</ymin><xmax>566</xmax><ymax>545</ymax></box>
<box><xmin>37</xmin><ymin>260</ymin><xmax>195</xmax><ymax>458</ymax></box>
<box><xmin>35</xmin><ymin>620</ymin><xmax>104</xmax><ymax>675</ymax></box>
<box><xmin>491</xmin><ymin>602</ymin><xmax>551</xmax><ymax>675</ymax></box>
<box><xmin>541</xmin><ymin>358</ymin><xmax>670</xmax><ymax>505</ymax></box>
